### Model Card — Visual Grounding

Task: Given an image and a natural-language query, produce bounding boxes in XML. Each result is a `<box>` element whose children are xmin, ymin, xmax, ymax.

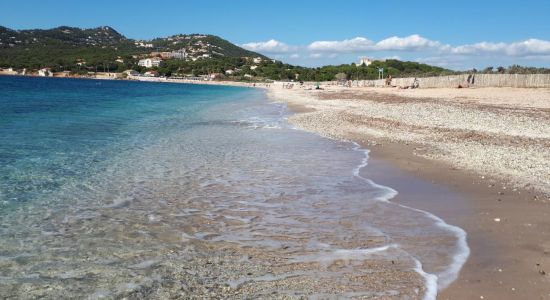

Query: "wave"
<box><xmin>350</xmin><ymin>142</ymin><xmax>470</xmax><ymax>300</ymax></box>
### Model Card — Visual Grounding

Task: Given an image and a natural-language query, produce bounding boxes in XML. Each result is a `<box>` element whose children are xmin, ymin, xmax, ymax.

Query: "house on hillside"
<box><xmin>358</xmin><ymin>57</ymin><xmax>372</xmax><ymax>66</ymax></box>
<box><xmin>253</xmin><ymin>57</ymin><xmax>262</xmax><ymax>64</ymax></box>
<box><xmin>225</xmin><ymin>69</ymin><xmax>235</xmax><ymax>75</ymax></box>
<box><xmin>158</xmin><ymin>52</ymin><xmax>174</xmax><ymax>59</ymax></box>
<box><xmin>76</xmin><ymin>59</ymin><xmax>86</xmax><ymax>66</ymax></box>
<box><xmin>138</xmin><ymin>58</ymin><xmax>164</xmax><ymax>68</ymax></box>
<box><xmin>171</xmin><ymin>49</ymin><xmax>186</xmax><ymax>60</ymax></box>
<box><xmin>143</xmin><ymin>70</ymin><xmax>160</xmax><ymax>77</ymax></box>
<box><xmin>135</xmin><ymin>42</ymin><xmax>154</xmax><ymax>48</ymax></box>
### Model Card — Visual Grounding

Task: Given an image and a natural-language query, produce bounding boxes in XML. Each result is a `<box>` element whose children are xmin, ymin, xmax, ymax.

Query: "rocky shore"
<box><xmin>268</xmin><ymin>85</ymin><xmax>550</xmax><ymax>197</ymax></box>
<box><xmin>266</xmin><ymin>83</ymin><xmax>550</xmax><ymax>299</ymax></box>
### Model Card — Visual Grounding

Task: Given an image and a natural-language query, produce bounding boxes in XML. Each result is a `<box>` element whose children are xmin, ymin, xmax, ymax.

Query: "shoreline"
<box><xmin>3</xmin><ymin>74</ymin><xmax>549</xmax><ymax>297</ymax></box>
<box><xmin>266</xmin><ymin>84</ymin><xmax>550</xmax><ymax>299</ymax></box>
<box><xmin>0</xmin><ymin>73</ymin><xmax>265</xmax><ymax>88</ymax></box>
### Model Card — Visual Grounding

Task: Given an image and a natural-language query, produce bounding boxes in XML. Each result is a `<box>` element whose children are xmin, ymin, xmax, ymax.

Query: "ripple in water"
<box><xmin>0</xmin><ymin>77</ymin><xmax>468</xmax><ymax>299</ymax></box>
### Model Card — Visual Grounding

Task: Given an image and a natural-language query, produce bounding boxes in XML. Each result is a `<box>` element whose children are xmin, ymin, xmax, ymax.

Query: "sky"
<box><xmin>2</xmin><ymin>0</ymin><xmax>550</xmax><ymax>70</ymax></box>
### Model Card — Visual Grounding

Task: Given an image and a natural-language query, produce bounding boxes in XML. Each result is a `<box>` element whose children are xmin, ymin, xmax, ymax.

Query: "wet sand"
<box><xmin>267</xmin><ymin>84</ymin><xmax>550</xmax><ymax>299</ymax></box>
<box><xmin>365</xmin><ymin>140</ymin><xmax>550</xmax><ymax>299</ymax></box>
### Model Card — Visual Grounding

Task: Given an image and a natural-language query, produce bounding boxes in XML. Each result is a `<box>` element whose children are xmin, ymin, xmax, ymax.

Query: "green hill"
<box><xmin>0</xmin><ymin>25</ymin><xmax>265</xmax><ymax>69</ymax></box>
<box><xmin>0</xmin><ymin>25</ymin><xmax>455</xmax><ymax>80</ymax></box>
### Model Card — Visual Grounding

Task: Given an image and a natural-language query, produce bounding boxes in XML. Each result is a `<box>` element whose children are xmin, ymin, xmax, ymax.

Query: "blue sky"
<box><xmin>2</xmin><ymin>0</ymin><xmax>550</xmax><ymax>69</ymax></box>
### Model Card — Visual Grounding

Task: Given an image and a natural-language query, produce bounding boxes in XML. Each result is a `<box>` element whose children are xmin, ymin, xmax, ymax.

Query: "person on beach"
<box><xmin>385</xmin><ymin>75</ymin><xmax>392</xmax><ymax>86</ymax></box>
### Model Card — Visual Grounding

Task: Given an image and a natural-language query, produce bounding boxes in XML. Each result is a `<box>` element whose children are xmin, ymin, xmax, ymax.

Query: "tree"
<box><xmin>334</xmin><ymin>72</ymin><xmax>347</xmax><ymax>81</ymax></box>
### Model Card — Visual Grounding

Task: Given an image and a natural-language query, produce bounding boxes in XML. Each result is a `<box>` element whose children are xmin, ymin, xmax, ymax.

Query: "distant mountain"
<box><xmin>0</xmin><ymin>26</ymin><xmax>127</xmax><ymax>47</ymax></box>
<box><xmin>149</xmin><ymin>34</ymin><xmax>266</xmax><ymax>59</ymax></box>
<box><xmin>0</xmin><ymin>25</ymin><xmax>266</xmax><ymax>69</ymax></box>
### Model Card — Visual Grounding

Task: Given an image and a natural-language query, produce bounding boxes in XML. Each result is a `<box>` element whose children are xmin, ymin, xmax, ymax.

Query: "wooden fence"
<box><xmin>351</xmin><ymin>74</ymin><xmax>550</xmax><ymax>88</ymax></box>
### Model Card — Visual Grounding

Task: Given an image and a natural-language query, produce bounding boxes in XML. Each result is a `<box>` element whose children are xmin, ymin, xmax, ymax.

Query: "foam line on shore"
<box><xmin>350</xmin><ymin>142</ymin><xmax>470</xmax><ymax>299</ymax></box>
<box><xmin>264</xmin><ymin>98</ymin><xmax>469</xmax><ymax>298</ymax></box>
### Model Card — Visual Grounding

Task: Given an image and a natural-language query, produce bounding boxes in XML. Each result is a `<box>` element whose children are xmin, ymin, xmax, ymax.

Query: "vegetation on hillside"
<box><xmin>1</xmin><ymin>25</ymin><xmax>549</xmax><ymax>81</ymax></box>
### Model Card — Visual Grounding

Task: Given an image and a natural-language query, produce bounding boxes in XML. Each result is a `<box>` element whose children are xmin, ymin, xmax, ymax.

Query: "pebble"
<box><xmin>284</xmin><ymin>90</ymin><xmax>550</xmax><ymax>196</ymax></box>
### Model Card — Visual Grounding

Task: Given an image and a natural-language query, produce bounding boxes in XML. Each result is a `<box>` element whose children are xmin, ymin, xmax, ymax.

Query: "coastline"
<box><xmin>265</xmin><ymin>83</ymin><xmax>550</xmax><ymax>299</ymax></box>
<box><xmin>0</xmin><ymin>77</ymin><xmax>459</xmax><ymax>299</ymax></box>
<box><xmin>3</xmin><ymin>75</ymin><xmax>549</xmax><ymax>297</ymax></box>
<box><xmin>0</xmin><ymin>73</ymin><xmax>265</xmax><ymax>88</ymax></box>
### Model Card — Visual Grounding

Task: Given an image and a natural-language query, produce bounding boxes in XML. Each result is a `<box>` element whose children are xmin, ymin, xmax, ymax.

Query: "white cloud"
<box><xmin>241</xmin><ymin>39</ymin><xmax>293</xmax><ymax>53</ymax></box>
<box><xmin>380</xmin><ymin>55</ymin><xmax>402</xmax><ymax>60</ymax></box>
<box><xmin>241</xmin><ymin>35</ymin><xmax>550</xmax><ymax>69</ymax></box>
<box><xmin>307</xmin><ymin>37</ymin><xmax>374</xmax><ymax>53</ymax></box>
<box><xmin>449</xmin><ymin>39</ymin><xmax>550</xmax><ymax>56</ymax></box>
<box><xmin>375</xmin><ymin>34</ymin><xmax>443</xmax><ymax>51</ymax></box>
<box><xmin>306</xmin><ymin>35</ymin><xmax>442</xmax><ymax>53</ymax></box>
<box><xmin>304</xmin><ymin>35</ymin><xmax>550</xmax><ymax>57</ymax></box>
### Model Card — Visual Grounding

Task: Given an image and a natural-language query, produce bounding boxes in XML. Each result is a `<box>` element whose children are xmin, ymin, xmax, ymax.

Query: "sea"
<box><xmin>0</xmin><ymin>76</ymin><xmax>468</xmax><ymax>299</ymax></box>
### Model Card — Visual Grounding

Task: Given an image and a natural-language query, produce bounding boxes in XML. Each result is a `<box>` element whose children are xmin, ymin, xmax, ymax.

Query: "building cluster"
<box><xmin>149</xmin><ymin>49</ymin><xmax>187</xmax><ymax>60</ymax></box>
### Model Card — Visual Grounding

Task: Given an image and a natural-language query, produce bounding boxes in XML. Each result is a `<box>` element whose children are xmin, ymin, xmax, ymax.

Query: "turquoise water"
<box><xmin>0</xmin><ymin>76</ymin><xmax>467</xmax><ymax>299</ymax></box>
<box><xmin>0</xmin><ymin>76</ymin><xmax>247</xmax><ymax>207</ymax></box>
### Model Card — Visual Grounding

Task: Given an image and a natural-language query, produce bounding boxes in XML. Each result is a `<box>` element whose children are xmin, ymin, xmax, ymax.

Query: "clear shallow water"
<box><xmin>0</xmin><ymin>76</ymin><xmax>468</xmax><ymax>299</ymax></box>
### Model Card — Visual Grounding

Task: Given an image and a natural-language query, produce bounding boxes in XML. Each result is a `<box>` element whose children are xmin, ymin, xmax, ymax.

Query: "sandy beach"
<box><xmin>2</xmin><ymin>75</ymin><xmax>549</xmax><ymax>298</ymax></box>
<box><xmin>266</xmin><ymin>83</ymin><xmax>550</xmax><ymax>299</ymax></box>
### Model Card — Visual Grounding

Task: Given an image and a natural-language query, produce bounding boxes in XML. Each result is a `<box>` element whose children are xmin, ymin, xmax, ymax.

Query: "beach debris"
<box><xmin>536</xmin><ymin>263</ymin><xmax>547</xmax><ymax>275</ymax></box>
<box><xmin>494</xmin><ymin>218</ymin><xmax>501</xmax><ymax>222</ymax></box>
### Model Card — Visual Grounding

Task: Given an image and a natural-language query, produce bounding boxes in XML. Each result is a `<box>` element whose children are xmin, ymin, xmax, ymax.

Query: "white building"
<box><xmin>143</xmin><ymin>70</ymin><xmax>160</xmax><ymax>77</ymax></box>
<box><xmin>358</xmin><ymin>57</ymin><xmax>372</xmax><ymax>66</ymax></box>
<box><xmin>250</xmin><ymin>65</ymin><xmax>258</xmax><ymax>70</ymax></box>
<box><xmin>135</xmin><ymin>42</ymin><xmax>154</xmax><ymax>48</ymax></box>
<box><xmin>225</xmin><ymin>69</ymin><xmax>235</xmax><ymax>75</ymax></box>
<box><xmin>138</xmin><ymin>58</ymin><xmax>164</xmax><ymax>68</ymax></box>
<box><xmin>171</xmin><ymin>49</ymin><xmax>187</xmax><ymax>60</ymax></box>
<box><xmin>253</xmin><ymin>57</ymin><xmax>262</xmax><ymax>64</ymax></box>
<box><xmin>1</xmin><ymin>67</ymin><xmax>17</xmax><ymax>75</ymax></box>
<box><xmin>38</xmin><ymin>68</ymin><xmax>52</xmax><ymax>77</ymax></box>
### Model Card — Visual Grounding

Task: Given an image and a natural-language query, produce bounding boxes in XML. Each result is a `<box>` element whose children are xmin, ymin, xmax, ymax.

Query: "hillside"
<box><xmin>0</xmin><ymin>25</ymin><xmax>456</xmax><ymax>81</ymax></box>
<box><xmin>149</xmin><ymin>34</ymin><xmax>266</xmax><ymax>59</ymax></box>
<box><xmin>0</xmin><ymin>25</ymin><xmax>265</xmax><ymax>69</ymax></box>
<box><xmin>0</xmin><ymin>26</ymin><xmax>126</xmax><ymax>47</ymax></box>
